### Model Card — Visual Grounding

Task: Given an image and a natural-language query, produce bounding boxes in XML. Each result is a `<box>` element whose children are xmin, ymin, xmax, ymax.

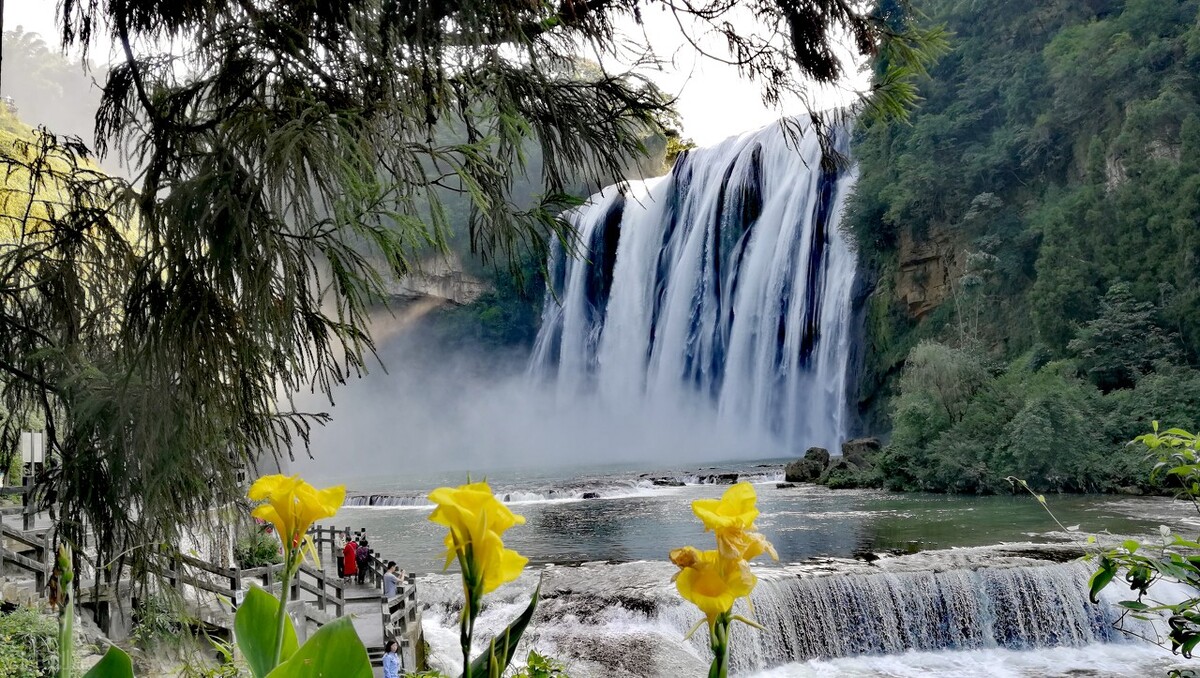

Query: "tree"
<box><xmin>1068</xmin><ymin>282</ymin><xmax>1182</xmax><ymax>392</ymax></box>
<box><xmin>1</xmin><ymin>0</ymin><xmax>943</xmax><ymax>587</ymax></box>
<box><xmin>0</xmin><ymin>27</ymin><xmax>105</xmax><ymax>142</ymax></box>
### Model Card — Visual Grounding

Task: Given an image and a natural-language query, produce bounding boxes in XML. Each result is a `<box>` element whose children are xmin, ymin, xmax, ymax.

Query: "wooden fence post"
<box><xmin>380</xmin><ymin>594</ymin><xmax>391</xmax><ymax>641</ymax></box>
<box><xmin>22</xmin><ymin>474</ymin><xmax>34</xmax><ymax>531</ymax></box>
<box><xmin>32</xmin><ymin>533</ymin><xmax>47</xmax><ymax>595</ymax></box>
<box><xmin>231</xmin><ymin>567</ymin><xmax>243</xmax><ymax>609</ymax></box>
<box><xmin>167</xmin><ymin>556</ymin><xmax>180</xmax><ymax>592</ymax></box>
<box><xmin>315</xmin><ymin>568</ymin><xmax>326</xmax><ymax>612</ymax></box>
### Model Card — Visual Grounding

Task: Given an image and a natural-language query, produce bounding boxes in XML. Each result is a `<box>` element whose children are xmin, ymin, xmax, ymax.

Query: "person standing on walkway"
<box><xmin>334</xmin><ymin>529</ymin><xmax>346</xmax><ymax>578</ymax></box>
<box><xmin>355</xmin><ymin>539</ymin><xmax>371</xmax><ymax>585</ymax></box>
<box><xmin>342</xmin><ymin>537</ymin><xmax>358</xmax><ymax>583</ymax></box>
<box><xmin>382</xmin><ymin>639</ymin><xmax>401</xmax><ymax>678</ymax></box>
<box><xmin>383</xmin><ymin>561</ymin><xmax>399</xmax><ymax>597</ymax></box>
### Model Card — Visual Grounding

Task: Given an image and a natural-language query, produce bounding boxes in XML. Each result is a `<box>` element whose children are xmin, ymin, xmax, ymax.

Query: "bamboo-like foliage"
<box><xmin>0</xmin><ymin>0</ymin><xmax>942</xmax><ymax>590</ymax></box>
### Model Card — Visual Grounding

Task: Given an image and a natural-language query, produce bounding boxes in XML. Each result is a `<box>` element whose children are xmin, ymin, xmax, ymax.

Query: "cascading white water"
<box><xmin>419</xmin><ymin>557</ymin><xmax>1172</xmax><ymax>677</ymax></box>
<box><xmin>530</xmin><ymin>120</ymin><xmax>859</xmax><ymax>453</ymax></box>
<box><xmin>730</xmin><ymin>562</ymin><xmax>1119</xmax><ymax>669</ymax></box>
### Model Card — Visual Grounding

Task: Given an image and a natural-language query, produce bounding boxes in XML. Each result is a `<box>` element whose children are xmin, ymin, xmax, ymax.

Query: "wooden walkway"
<box><xmin>0</xmin><ymin>481</ymin><xmax>423</xmax><ymax>672</ymax></box>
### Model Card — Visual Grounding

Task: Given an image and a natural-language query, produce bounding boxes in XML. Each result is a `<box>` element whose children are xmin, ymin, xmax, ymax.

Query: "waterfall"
<box><xmin>530</xmin><ymin>120</ymin><xmax>859</xmax><ymax>454</ymax></box>
<box><xmin>420</xmin><ymin>557</ymin><xmax>1161</xmax><ymax>677</ymax></box>
<box><xmin>724</xmin><ymin>562</ymin><xmax>1120</xmax><ymax>671</ymax></box>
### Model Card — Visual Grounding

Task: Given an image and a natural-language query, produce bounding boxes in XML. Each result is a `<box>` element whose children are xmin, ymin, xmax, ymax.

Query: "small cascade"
<box><xmin>724</xmin><ymin>561</ymin><xmax>1118</xmax><ymax>671</ymax></box>
<box><xmin>530</xmin><ymin>120</ymin><xmax>859</xmax><ymax>454</ymax></box>
<box><xmin>420</xmin><ymin>557</ymin><xmax>1151</xmax><ymax>677</ymax></box>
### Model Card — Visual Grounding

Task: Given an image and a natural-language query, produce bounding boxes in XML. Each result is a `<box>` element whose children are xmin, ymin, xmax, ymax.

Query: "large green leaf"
<box><xmin>264</xmin><ymin>616</ymin><xmax>372</xmax><ymax>678</ymax></box>
<box><xmin>82</xmin><ymin>646</ymin><xmax>135</xmax><ymax>678</ymax></box>
<box><xmin>236</xmin><ymin>586</ymin><xmax>300</xmax><ymax>678</ymax></box>
<box><xmin>1089</xmin><ymin>559</ymin><xmax>1116</xmax><ymax>604</ymax></box>
<box><xmin>466</xmin><ymin>575</ymin><xmax>543</xmax><ymax>678</ymax></box>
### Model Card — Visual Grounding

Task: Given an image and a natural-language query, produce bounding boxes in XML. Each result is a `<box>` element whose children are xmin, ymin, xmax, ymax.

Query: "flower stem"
<box><xmin>458</xmin><ymin>547</ymin><xmax>481</xmax><ymax>678</ymax></box>
<box><xmin>271</xmin><ymin>546</ymin><xmax>294</xmax><ymax>669</ymax></box>
<box><xmin>56</xmin><ymin>546</ymin><xmax>75</xmax><ymax>678</ymax></box>
<box><xmin>460</xmin><ymin>593</ymin><xmax>474</xmax><ymax>677</ymax></box>
<box><xmin>708</xmin><ymin>611</ymin><xmax>731</xmax><ymax>678</ymax></box>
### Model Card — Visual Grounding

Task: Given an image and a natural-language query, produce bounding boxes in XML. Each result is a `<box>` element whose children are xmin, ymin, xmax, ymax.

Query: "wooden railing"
<box><xmin>308</xmin><ymin>523</ymin><xmax>424</xmax><ymax>670</ymax></box>
<box><xmin>1</xmin><ymin>505</ymin><xmax>421</xmax><ymax>670</ymax></box>
<box><xmin>150</xmin><ymin>552</ymin><xmax>346</xmax><ymax>618</ymax></box>
<box><xmin>382</xmin><ymin>573</ymin><xmax>421</xmax><ymax>668</ymax></box>
<box><xmin>0</xmin><ymin>522</ymin><xmax>49</xmax><ymax>594</ymax></box>
<box><xmin>0</xmin><ymin>475</ymin><xmax>37</xmax><ymax>530</ymax></box>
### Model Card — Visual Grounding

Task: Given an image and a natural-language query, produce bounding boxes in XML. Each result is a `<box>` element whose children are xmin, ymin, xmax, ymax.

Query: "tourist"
<box><xmin>383</xmin><ymin>561</ymin><xmax>399</xmax><ymax>597</ymax></box>
<box><xmin>333</xmin><ymin>529</ymin><xmax>346</xmax><ymax>578</ymax></box>
<box><xmin>342</xmin><ymin>537</ymin><xmax>358</xmax><ymax>584</ymax></box>
<box><xmin>356</xmin><ymin>539</ymin><xmax>371</xmax><ymax>585</ymax></box>
<box><xmin>382</xmin><ymin>639</ymin><xmax>400</xmax><ymax>678</ymax></box>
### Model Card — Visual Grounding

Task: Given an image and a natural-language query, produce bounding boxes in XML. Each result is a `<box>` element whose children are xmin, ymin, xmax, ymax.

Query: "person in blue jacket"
<box><xmin>382</xmin><ymin>639</ymin><xmax>400</xmax><ymax>678</ymax></box>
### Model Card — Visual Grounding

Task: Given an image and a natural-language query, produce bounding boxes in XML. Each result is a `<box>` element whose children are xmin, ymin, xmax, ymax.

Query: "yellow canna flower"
<box><xmin>691</xmin><ymin>482</ymin><xmax>778</xmax><ymax>562</ymax></box>
<box><xmin>248</xmin><ymin>474</ymin><xmax>345</xmax><ymax>552</ymax></box>
<box><xmin>429</xmin><ymin>481</ymin><xmax>527</xmax><ymax>595</ymax></box>
<box><xmin>468</xmin><ymin>528</ymin><xmax>529</xmax><ymax>595</ymax></box>
<box><xmin>670</xmin><ymin>547</ymin><xmax>757</xmax><ymax>623</ymax></box>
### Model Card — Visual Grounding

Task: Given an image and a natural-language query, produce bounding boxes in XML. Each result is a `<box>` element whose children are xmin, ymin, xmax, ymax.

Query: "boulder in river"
<box><xmin>804</xmin><ymin>447</ymin><xmax>831</xmax><ymax>465</ymax></box>
<box><xmin>784</xmin><ymin>458</ymin><xmax>824</xmax><ymax>483</ymax></box>
<box><xmin>651</xmin><ymin>477</ymin><xmax>685</xmax><ymax>487</ymax></box>
<box><xmin>841</xmin><ymin>437</ymin><xmax>882</xmax><ymax>468</ymax></box>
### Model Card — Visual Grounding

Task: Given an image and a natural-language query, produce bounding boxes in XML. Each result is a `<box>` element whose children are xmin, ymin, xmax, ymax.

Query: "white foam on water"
<box><xmin>748</xmin><ymin>642</ymin><xmax>1183</xmax><ymax>677</ymax></box>
<box><xmin>415</xmin><ymin>555</ymin><xmax>1194</xmax><ymax>678</ymax></box>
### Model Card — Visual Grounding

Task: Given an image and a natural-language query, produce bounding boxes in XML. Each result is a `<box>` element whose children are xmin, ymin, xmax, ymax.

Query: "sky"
<box><xmin>3</xmin><ymin>0</ymin><xmax>864</xmax><ymax>145</ymax></box>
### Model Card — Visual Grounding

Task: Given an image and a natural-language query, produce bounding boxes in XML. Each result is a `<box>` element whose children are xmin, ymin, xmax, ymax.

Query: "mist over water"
<box><xmin>287</xmin><ymin>319</ymin><xmax>788</xmax><ymax>484</ymax></box>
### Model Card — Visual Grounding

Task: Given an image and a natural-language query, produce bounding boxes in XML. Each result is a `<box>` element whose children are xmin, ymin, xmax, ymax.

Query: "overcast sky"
<box><xmin>3</xmin><ymin>1</ymin><xmax>862</xmax><ymax>145</ymax></box>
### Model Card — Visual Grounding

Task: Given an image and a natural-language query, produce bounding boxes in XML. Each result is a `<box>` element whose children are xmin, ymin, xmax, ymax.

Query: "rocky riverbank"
<box><xmin>783</xmin><ymin>437</ymin><xmax>883</xmax><ymax>489</ymax></box>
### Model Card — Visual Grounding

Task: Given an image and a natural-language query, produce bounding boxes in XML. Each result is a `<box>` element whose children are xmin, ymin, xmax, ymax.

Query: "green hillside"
<box><xmin>846</xmin><ymin>0</ymin><xmax>1200</xmax><ymax>492</ymax></box>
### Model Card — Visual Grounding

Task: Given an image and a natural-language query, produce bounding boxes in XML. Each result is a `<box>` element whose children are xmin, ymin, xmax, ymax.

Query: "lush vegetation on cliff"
<box><xmin>849</xmin><ymin>0</ymin><xmax>1200</xmax><ymax>492</ymax></box>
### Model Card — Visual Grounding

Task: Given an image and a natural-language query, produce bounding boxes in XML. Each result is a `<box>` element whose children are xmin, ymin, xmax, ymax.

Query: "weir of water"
<box><xmin>725</xmin><ymin>561</ymin><xmax>1119</xmax><ymax>671</ymax></box>
<box><xmin>420</xmin><ymin>554</ymin><xmax>1154</xmax><ymax>677</ymax></box>
<box><xmin>529</xmin><ymin>121</ymin><xmax>860</xmax><ymax>454</ymax></box>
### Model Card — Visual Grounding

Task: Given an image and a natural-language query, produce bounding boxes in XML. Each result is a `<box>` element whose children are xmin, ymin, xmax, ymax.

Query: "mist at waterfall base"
<box><xmin>286</xmin><ymin>331</ymin><xmax>789</xmax><ymax>481</ymax></box>
<box><xmin>292</xmin><ymin>119</ymin><xmax>858</xmax><ymax>480</ymax></box>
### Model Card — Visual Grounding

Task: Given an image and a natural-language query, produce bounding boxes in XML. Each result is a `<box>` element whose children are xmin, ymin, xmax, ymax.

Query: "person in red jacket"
<box><xmin>343</xmin><ymin>538</ymin><xmax>359</xmax><ymax>583</ymax></box>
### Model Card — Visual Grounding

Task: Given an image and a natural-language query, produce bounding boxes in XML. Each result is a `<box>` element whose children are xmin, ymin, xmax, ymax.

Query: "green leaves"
<box><xmin>465</xmin><ymin>575</ymin><xmax>542</xmax><ymax>678</ymax></box>
<box><xmin>265</xmin><ymin>617</ymin><xmax>373</xmax><ymax>678</ymax></box>
<box><xmin>1088</xmin><ymin>557</ymin><xmax>1116</xmax><ymax>604</ymax></box>
<box><xmin>82</xmin><ymin>646</ymin><xmax>135</xmax><ymax>678</ymax></box>
<box><xmin>234</xmin><ymin>586</ymin><xmax>373</xmax><ymax>678</ymax></box>
<box><xmin>235</xmin><ymin>586</ymin><xmax>300</xmax><ymax>678</ymax></box>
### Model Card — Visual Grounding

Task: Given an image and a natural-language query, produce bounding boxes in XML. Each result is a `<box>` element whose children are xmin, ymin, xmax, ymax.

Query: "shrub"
<box><xmin>131</xmin><ymin>595</ymin><xmax>185</xmax><ymax>648</ymax></box>
<box><xmin>0</xmin><ymin>606</ymin><xmax>59</xmax><ymax>678</ymax></box>
<box><xmin>234</xmin><ymin>528</ymin><xmax>282</xmax><ymax>568</ymax></box>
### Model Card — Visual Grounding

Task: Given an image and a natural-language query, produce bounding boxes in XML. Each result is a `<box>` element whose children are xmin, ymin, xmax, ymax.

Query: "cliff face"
<box><xmin>894</xmin><ymin>225</ymin><xmax>963</xmax><ymax>319</ymax></box>
<box><xmin>384</xmin><ymin>253</ymin><xmax>491</xmax><ymax>306</ymax></box>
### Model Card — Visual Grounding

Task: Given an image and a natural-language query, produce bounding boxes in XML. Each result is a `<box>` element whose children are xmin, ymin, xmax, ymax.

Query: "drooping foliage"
<box><xmin>0</xmin><ymin>1</ymin><xmax>942</xmax><ymax>589</ymax></box>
